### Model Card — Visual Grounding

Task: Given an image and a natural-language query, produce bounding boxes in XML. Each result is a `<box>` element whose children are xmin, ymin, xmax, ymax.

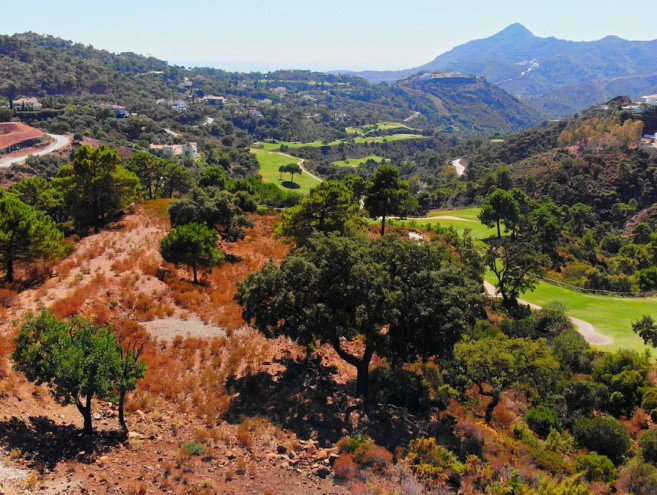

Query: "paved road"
<box><xmin>0</xmin><ymin>134</ymin><xmax>71</xmax><ymax>168</ymax></box>
<box><xmin>451</xmin><ymin>158</ymin><xmax>466</xmax><ymax>176</ymax></box>
<box><xmin>483</xmin><ymin>281</ymin><xmax>613</xmax><ymax>345</ymax></box>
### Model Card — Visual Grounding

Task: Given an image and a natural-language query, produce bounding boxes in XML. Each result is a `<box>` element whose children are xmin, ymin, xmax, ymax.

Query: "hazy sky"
<box><xmin>4</xmin><ymin>1</ymin><xmax>656</xmax><ymax>72</ymax></box>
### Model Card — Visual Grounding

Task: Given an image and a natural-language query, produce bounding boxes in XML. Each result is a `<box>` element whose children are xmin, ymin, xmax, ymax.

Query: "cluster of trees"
<box><xmin>237</xmin><ymin>164</ymin><xmax>483</xmax><ymax>399</ymax></box>
<box><xmin>11</xmin><ymin>309</ymin><xmax>147</xmax><ymax>434</ymax></box>
<box><xmin>159</xmin><ymin>167</ymin><xmax>258</xmax><ymax>283</ymax></box>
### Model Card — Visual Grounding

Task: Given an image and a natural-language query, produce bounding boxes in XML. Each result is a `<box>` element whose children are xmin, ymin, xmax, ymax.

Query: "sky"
<box><xmin>4</xmin><ymin>0</ymin><xmax>657</xmax><ymax>72</ymax></box>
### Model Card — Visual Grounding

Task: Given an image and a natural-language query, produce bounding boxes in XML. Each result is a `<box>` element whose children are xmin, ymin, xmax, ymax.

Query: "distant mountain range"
<box><xmin>335</xmin><ymin>24</ymin><xmax>657</xmax><ymax>117</ymax></box>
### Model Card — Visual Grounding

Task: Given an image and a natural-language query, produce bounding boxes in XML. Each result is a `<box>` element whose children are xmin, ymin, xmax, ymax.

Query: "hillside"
<box><xmin>341</xmin><ymin>24</ymin><xmax>657</xmax><ymax>117</ymax></box>
<box><xmin>0</xmin><ymin>32</ymin><xmax>542</xmax><ymax>141</ymax></box>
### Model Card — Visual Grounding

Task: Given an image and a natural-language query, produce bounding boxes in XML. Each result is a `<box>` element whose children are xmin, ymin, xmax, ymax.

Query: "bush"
<box><xmin>181</xmin><ymin>441</ymin><xmax>204</xmax><ymax>456</ymax></box>
<box><xmin>574</xmin><ymin>451</ymin><xmax>617</xmax><ymax>482</ymax></box>
<box><xmin>370</xmin><ymin>361</ymin><xmax>450</xmax><ymax>411</ymax></box>
<box><xmin>336</xmin><ymin>435</ymin><xmax>392</xmax><ymax>471</ymax></box>
<box><xmin>407</xmin><ymin>437</ymin><xmax>464</xmax><ymax>484</ymax></box>
<box><xmin>573</xmin><ymin>416</ymin><xmax>631</xmax><ymax>465</ymax></box>
<box><xmin>640</xmin><ymin>430</ymin><xmax>657</xmax><ymax>465</ymax></box>
<box><xmin>550</xmin><ymin>329</ymin><xmax>590</xmax><ymax>373</ymax></box>
<box><xmin>526</xmin><ymin>407</ymin><xmax>562</xmax><ymax>439</ymax></box>
<box><xmin>642</xmin><ymin>388</ymin><xmax>657</xmax><ymax>412</ymax></box>
<box><xmin>617</xmin><ymin>458</ymin><xmax>657</xmax><ymax>495</ymax></box>
<box><xmin>333</xmin><ymin>454</ymin><xmax>359</xmax><ymax>480</ymax></box>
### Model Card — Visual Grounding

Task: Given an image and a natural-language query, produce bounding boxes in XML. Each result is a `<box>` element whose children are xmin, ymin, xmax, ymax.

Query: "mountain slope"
<box><xmin>397</xmin><ymin>73</ymin><xmax>543</xmax><ymax>132</ymax></box>
<box><xmin>0</xmin><ymin>32</ymin><xmax>542</xmax><ymax>136</ymax></box>
<box><xmin>340</xmin><ymin>24</ymin><xmax>657</xmax><ymax>117</ymax></box>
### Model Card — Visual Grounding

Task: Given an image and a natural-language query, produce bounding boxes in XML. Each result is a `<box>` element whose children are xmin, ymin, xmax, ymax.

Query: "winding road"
<box><xmin>483</xmin><ymin>281</ymin><xmax>613</xmax><ymax>345</ymax></box>
<box><xmin>0</xmin><ymin>134</ymin><xmax>71</xmax><ymax>168</ymax></box>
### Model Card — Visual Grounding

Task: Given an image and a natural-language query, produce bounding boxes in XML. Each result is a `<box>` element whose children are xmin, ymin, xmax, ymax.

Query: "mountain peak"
<box><xmin>494</xmin><ymin>23</ymin><xmax>535</xmax><ymax>39</ymax></box>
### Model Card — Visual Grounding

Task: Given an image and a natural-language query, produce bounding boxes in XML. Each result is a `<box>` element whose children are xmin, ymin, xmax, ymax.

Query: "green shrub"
<box><xmin>573</xmin><ymin>416</ymin><xmax>631</xmax><ymax>465</ymax></box>
<box><xmin>182</xmin><ymin>441</ymin><xmax>205</xmax><ymax>456</ymax></box>
<box><xmin>642</xmin><ymin>388</ymin><xmax>657</xmax><ymax>411</ymax></box>
<box><xmin>575</xmin><ymin>451</ymin><xmax>617</xmax><ymax>482</ymax></box>
<box><xmin>640</xmin><ymin>430</ymin><xmax>657</xmax><ymax>465</ymax></box>
<box><xmin>336</xmin><ymin>435</ymin><xmax>368</xmax><ymax>454</ymax></box>
<box><xmin>407</xmin><ymin>436</ymin><xmax>464</xmax><ymax>484</ymax></box>
<box><xmin>526</xmin><ymin>407</ymin><xmax>562</xmax><ymax>439</ymax></box>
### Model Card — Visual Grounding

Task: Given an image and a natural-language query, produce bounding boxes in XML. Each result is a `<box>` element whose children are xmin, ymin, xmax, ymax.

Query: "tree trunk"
<box><xmin>380</xmin><ymin>215</ymin><xmax>386</xmax><ymax>236</ymax></box>
<box><xmin>355</xmin><ymin>360</ymin><xmax>370</xmax><ymax>399</ymax></box>
<box><xmin>76</xmin><ymin>396</ymin><xmax>94</xmax><ymax>435</ymax></box>
<box><xmin>192</xmin><ymin>260</ymin><xmax>198</xmax><ymax>284</ymax></box>
<box><xmin>496</xmin><ymin>219</ymin><xmax>501</xmax><ymax>239</ymax></box>
<box><xmin>5</xmin><ymin>257</ymin><xmax>14</xmax><ymax>283</ymax></box>
<box><xmin>331</xmin><ymin>338</ymin><xmax>374</xmax><ymax>402</ymax></box>
<box><xmin>484</xmin><ymin>392</ymin><xmax>500</xmax><ymax>424</ymax></box>
<box><xmin>118</xmin><ymin>390</ymin><xmax>128</xmax><ymax>433</ymax></box>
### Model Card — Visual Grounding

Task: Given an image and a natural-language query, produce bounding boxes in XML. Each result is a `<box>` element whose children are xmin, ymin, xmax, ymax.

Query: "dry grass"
<box><xmin>159</xmin><ymin>214</ymin><xmax>288</xmax><ymax>329</ymax></box>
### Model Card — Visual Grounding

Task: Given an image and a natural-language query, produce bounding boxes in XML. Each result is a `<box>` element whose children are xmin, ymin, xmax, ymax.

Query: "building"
<box><xmin>100</xmin><ymin>104</ymin><xmax>129</xmax><ymax>118</ymax></box>
<box><xmin>0</xmin><ymin>122</ymin><xmax>46</xmax><ymax>155</ymax></box>
<box><xmin>13</xmin><ymin>97</ymin><xmax>42</xmax><ymax>111</ymax></box>
<box><xmin>149</xmin><ymin>142</ymin><xmax>199</xmax><ymax>158</ymax></box>
<box><xmin>171</xmin><ymin>100</ymin><xmax>188</xmax><ymax>111</ymax></box>
<box><xmin>201</xmin><ymin>95</ymin><xmax>226</xmax><ymax>106</ymax></box>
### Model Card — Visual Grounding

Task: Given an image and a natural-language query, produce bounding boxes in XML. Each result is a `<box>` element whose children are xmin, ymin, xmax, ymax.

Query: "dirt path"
<box><xmin>483</xmin><ymin>281</ymin><xmax>613</xmax><ymax>345</ymax></box>
<box><xmin>451</xmin><ymin>158</ymin><xmax>466</xmax><ymax>176</ymax></box>
<box><xmin>272</xmin><ymin>151</ymin><xmax>323</xmax><ymax>183</ymax></box>
<box><xmin>0</xmin><ymin>133</ymin><xmax>71</xmax><ymax>168</ymax></box>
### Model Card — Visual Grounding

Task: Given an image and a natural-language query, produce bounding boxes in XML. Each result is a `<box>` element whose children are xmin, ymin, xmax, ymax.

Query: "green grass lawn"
<box><xmin>259</xmin><ymin>134</ymin><xmax>425</xmax><ymax>151</ymax></box>
<box><xmin>394</xmin><ymin>207</ymin><xmax>657</xmax><ymax>354</ymax></box>
<box><xmin>332</xmin><ymin>155</ymin><xmax>384</xmax><ymax>167</ymax></box>
<box><xmin>251</xmin><ymin>148</ymin><xmax>321</xmax><ymax>195</ymax></box>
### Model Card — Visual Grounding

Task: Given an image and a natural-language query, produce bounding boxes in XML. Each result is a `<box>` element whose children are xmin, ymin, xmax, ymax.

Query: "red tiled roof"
<box><xmin>0</xmin><ymin>122</ymin><xmax>45</xmax><ymax>151</ymax></box>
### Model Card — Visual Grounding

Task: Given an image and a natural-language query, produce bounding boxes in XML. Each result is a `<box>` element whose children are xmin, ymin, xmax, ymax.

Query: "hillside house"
<box><xmin>149</xmin><ymin>142</ymin><xmax>199</xmax><ymax>158</ymax></box>
<box><xmin>13</xmin><ymin>97</ymin><xmax>42</xmax><ymax>111</ymax></box>
<box><xmin>100</xmin><ymin>104</ymin><xmax>129</xmax><ymax>118</ymax></box>
<box><xmin>202</xmin><ymin>95</ymin><xmax>226</xmax><ymax>106</ymax></box>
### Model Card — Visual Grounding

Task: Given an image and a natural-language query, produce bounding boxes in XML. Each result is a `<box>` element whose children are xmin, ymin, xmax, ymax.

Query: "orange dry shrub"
<box><xmin>131</xmin><ymin>330</ymin><xmax>275</xmax><ymax>426</ymax></box>
<box><xmin>50</xmin><ymin>286</ymin><xmax>87</xmax><ymax>318</ymax></box>
<box><xmin>0</xmin><ymin>288</ymin><xmax>17</xmax><ymax>308</ymax></box>
<box><xmin>110</xmin><ymin>257</ymin><xmax>134</xmax><ymax>274</ymax></box>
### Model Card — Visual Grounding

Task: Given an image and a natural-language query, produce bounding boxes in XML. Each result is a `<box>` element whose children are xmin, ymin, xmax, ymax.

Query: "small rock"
<box><xmin>328</xmin><ymin>453</ymin><xmax>340</xmax><ymax>466</ymax></box>
<box><xmin>306</xmin><ymin>444</ymin><xmax>317</xmax><ymax>455</ymax></box>
<box><xmin>315</xmin><ymin>449</ymin><xmax>329</xmax><ymax>461</ymax></box>
<box><xmin>93</xmin><ymin>413</ymin><xmax>101</xmax><ymax>421</ymax></box>
<box><xmin>226</xmin><ymin>451</ymin><xmax>236</xmax><ymax>460</ymax></box>
<box><xmin>280</xmin><ymin>461</ymin><xmax>289</xmax><ymax>469</ymax></box>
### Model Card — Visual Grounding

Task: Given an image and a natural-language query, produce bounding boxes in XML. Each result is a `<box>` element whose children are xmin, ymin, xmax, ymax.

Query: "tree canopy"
<box><xmin>0</xmin><ymin>194</ymin><xmax>67</xmax><ymax>282</ymax></box>
<box><xmin>160</xmin><ymin>222</ymin><xmax>224</xmax><ymax>283</ymax></box>
<box><xmin>275</xmin><ymin>180</ymin><xmax>363</xmax><ymax>245</ymax></box>
<box><xmin>364</xmin><ymin>165</ymin><xmax>413</xmax><ymax>235</ymax></box>
<box><xmin>236</xmin><ymin>234</ymin><xmax>482</xmax><ymax>399</ymax></box>
<box><xmin>12</xmin><ymin>310</ymin><xmax>126</xmax><ymax>434</ymax></box>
